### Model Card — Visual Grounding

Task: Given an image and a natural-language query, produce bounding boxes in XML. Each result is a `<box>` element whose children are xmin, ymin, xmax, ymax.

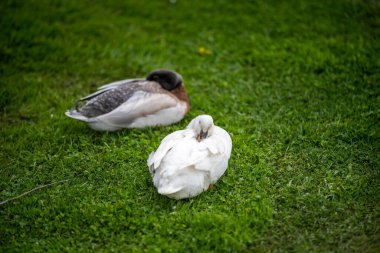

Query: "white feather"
<box><xmin>147</xmin><ymin>115</ymin><xmax>232</xmax><ymax>199</ymax></box>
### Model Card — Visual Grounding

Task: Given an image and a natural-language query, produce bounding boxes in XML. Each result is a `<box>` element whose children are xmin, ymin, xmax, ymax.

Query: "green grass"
<box><xmin>1</xmin><ymin>0</ymin><xmax>379</xmax><ymax>252</ymax></box>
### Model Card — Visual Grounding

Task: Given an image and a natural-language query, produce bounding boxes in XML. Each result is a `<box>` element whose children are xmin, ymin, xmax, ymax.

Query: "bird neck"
<box><xmin>171</xmin><ymin>85</ymin><xmax>190</xmax><ymax>112</ymax></box>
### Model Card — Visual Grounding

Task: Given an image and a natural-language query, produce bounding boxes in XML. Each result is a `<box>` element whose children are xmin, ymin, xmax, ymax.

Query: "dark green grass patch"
<box><xmin>1</xmin><ymin>0</ymin><xmax>379</xmax><ymax>252</ymax></box>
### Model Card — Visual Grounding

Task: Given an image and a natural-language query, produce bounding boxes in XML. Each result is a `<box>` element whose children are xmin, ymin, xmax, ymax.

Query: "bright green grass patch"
<box><xmin>1</xmin><ymin>0</ymin><xmax>379</xmax><ymax>252</ymax></box>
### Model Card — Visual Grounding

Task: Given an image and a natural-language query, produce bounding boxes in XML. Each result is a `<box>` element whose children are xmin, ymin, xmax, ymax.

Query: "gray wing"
<box><xmin>79</xmin><ymin>78</ymin><xmax>144</xmax><ymax>101</ymax></box>
<box><xmin>77</xmin><ymin>80</ymin><xmax>167</xmax><ymax>118</ymax></box>
<box><xmin>95</xmin><ymin>91</ymin><xmax>178</xmax><ymax>126</ymax></box>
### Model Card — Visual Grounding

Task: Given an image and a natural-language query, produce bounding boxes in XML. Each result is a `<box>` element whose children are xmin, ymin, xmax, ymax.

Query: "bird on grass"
<box><xmin>147</xmin><ymin>115</ymin><xmax>232</xmax><ymax>200</ymax></box>
<box><xmin>65</xmin><ymin>69</ymin><xmax>190</xmax><ymax>131</ymax></box>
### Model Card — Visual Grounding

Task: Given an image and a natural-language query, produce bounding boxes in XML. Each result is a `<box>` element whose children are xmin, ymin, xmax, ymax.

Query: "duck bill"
<box><xmin>200</xmin><ymin>130</ymin><xmax>208</xmax><ymax>140</ymax></box>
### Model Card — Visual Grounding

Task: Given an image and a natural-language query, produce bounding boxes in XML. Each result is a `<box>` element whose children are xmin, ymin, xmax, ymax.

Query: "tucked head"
<box><xmin>146</xmin><ymin>69</ymin><xmax>183</xmax><ymax>91</ymax></box>
<box><xmin>187</xmin><ymin>115</ymin><xmax>214</xmax><ymax>141</ymax></box>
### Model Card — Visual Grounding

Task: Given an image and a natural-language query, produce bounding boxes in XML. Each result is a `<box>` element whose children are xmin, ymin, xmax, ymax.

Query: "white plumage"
<box><xmin>147</xmin><ymin>115</ymin><xmax>232</xmax><ymax>199</ymax></box>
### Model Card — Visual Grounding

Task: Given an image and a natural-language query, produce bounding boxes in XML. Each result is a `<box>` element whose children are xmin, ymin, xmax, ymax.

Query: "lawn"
<box><xmin>1</xmin><ymin>0</ymin><xmax>379</xmax><ymax>252</ymax></box>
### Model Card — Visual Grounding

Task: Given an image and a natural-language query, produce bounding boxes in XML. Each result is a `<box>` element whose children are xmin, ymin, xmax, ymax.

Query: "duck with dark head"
<box><xmin>65</xmin><ymin>69</ymin><xmax>190</xmax><ymax>131</ymax></box>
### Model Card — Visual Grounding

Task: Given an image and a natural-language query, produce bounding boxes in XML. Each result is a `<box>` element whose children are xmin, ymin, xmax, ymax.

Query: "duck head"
<box><xmin>187</xmin><ymin>115</ymin><xmax>214</xmax><ymax>141</ymax></box>
<box><xmin>146</xmin><ymin>69</ymin><xmax>183</xmax><ymax>91</ymax></box>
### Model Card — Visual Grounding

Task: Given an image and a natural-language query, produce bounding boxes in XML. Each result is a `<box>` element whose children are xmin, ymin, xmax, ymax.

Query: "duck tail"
<box><xmin>64</xmin><ymin>109</ymin><xmax>91</xmax><ymax>122</ymax></box>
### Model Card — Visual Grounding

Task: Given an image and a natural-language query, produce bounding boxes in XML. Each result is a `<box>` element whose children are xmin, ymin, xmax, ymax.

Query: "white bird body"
<box><xmin>148</xmin><ymin>115</ymin><xmax>232</xmax><ymax>199</ymax></box>
<box><xmin>65</xmin><ymin>70</ymin><xmax>189</xmax><ymax>131</ymax></box>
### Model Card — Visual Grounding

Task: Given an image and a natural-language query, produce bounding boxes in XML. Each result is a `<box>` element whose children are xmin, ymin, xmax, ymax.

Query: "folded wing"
<box><xmin>94</xmin><ymin>91</ymin><xmax>180</xmax><ymax>127</ymax></box>
<box><xmin>147</xmin><ymin>129</ymin><xmax>192</xmax><ymax>172</ymax></box>
<box><xmin>79</xmin><ymin>78</ymin><xmax>144</xmax><ymax>102</ymax></box>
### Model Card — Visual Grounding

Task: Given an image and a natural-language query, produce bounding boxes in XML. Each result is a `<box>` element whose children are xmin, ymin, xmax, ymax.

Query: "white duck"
<box><xmin>65</xmin><ymin>69</ymin><xmax>189</xmax><ymax>131</ymax></box>
<box><xmin>147</xmin><ymin>115</ymin><xmax>232</xmax><ymax>200</ymax></box>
